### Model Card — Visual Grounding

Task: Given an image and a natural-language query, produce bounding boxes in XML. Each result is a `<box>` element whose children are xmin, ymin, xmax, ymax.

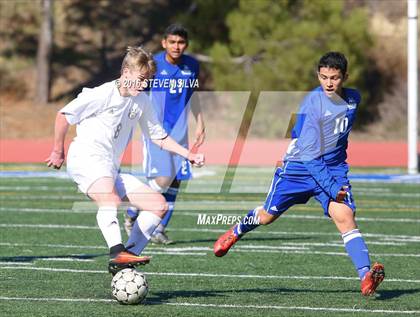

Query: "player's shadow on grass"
<box><xmin>173</xmin><ymin>236</ymin><xmax>311</xmax><ymax>245</ymax></box>
<box><xmin>376</xmin><ymin>289</ymin><xmax>420</xmax><ymax>300</ymax></box>
<box><xmin>146</xmin><ymin>287</ymin><xmax>359</xmax><ymax>304</ymax></box>
<box><xmin>0</xmin><ymin>253</ymin><xmax>107</xmax><ymax>263</ymax></box>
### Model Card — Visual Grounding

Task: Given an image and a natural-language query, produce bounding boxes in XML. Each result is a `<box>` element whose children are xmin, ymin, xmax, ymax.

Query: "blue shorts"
<box><xmin>263</xmin><ymin>167</ymin><xmax>356</xmax><ymax>217</ymax></box>
<box><xmin>143</xmin><ymin>138</ymin><xmax>192</xmax><ymax>181</ymax></box>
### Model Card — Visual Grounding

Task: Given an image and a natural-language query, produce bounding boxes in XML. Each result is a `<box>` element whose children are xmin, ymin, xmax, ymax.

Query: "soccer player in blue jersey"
<box><xmin>214</xmin><ymin>52</ymin><xmax>385</xmax><ymax>296</ymax></box>
<box><xmin>125</xmin><ymin>24</ymin><xmax>205</xmax><ymax>244</ymax></box>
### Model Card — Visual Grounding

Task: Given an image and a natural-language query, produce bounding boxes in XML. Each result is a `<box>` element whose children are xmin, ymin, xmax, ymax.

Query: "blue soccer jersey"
<box><xmin>149</xmin><ymin>51</ymin><xmax>199</xmax><ymax>143</ymax></box>
<box><xmin>284</xmin><ymin>86</ymin><xmax>360</xmax><ymax>198</ymax></box>
<box><xmin>264</xmin><ymin>87</ymin><xmax>360</xmax><ymax>216</ymax></box>
<box><xmin>143</xmin><ymin>52</ymin><xmax>199</xmax><ymax>180</ymax></box>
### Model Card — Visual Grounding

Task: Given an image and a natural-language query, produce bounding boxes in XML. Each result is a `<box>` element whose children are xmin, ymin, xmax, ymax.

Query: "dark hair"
<box><xmin>164</xmin><ymin>23</ymin><xmax>189</xmax><ymax>42</ymax></box>
<box><xmin>318</xmin><ymin>52</ymin><xmax>348</xmax><ymax>75</ymax></box>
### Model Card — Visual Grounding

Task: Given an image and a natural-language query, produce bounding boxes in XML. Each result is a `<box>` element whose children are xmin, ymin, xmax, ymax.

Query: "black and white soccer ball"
<box><xmin>111</xmin><ymin>268</ymin><xmax>149</xmax><ymax>304</ymax></box>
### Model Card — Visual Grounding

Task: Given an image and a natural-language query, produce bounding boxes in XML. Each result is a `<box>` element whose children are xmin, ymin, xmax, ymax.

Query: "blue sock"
<box><xmin>342</xmin><ymin>229</ymin><xmax>371</xmax><ymax>279</ymax></box>
<box><xmin>157</xmin><ymin>187</ymin><xmax>178</xmax><ymax>231</ymax></box>
<box><xmin>233</xmin><ymin>208</ymin><xmax>261</xmax><ymax>237</ymax></box>
<box><xmin>160</xmin><ymin>203</ymin><xmax>174</xmax><ymax>227</ymax></box>
<box><xmin>127</xmin><ymin>206</ymin><xmax>139</xmax><ymax>220</ymax></box>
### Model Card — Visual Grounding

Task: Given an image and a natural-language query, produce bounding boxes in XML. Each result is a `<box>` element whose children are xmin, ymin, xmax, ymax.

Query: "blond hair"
<box><xmin>120</xmin><ymin>46</ymin><xmax>156</xmax><ymax>76</ymax></box>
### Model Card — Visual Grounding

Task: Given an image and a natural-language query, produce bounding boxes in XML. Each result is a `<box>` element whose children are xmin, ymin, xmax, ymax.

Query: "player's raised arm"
<box><xmin>45</xmin><ymin>112</ymin><xmax>69</xmax><ymax>169</ymax></box>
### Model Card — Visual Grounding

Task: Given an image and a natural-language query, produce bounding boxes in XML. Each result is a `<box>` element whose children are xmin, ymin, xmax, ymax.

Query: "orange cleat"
<box><xmin>214</xmin><ymin>226</ymin><xmax>240</xmax><ymax>257</ymax></box>
<box><xmin>108</xmin><ymin>251</ymin><xmax>151</xmax><ymax>275</ymax></box>
<box><xmin>361</xmin><ymin>262</ymin><xmax>385</xmax><ymax>296</ymax></box>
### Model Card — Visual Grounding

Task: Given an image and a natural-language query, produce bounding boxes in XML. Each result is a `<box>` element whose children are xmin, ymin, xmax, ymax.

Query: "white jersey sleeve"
<box><xmin>139</xmin><ymin>94</ymin><xmax>168</xmax><ymax>140</ymax></box>
<box><xmin>60</xmin><ymin>82</ymin><xmax>112</xmax><ymax>125</ymax></box>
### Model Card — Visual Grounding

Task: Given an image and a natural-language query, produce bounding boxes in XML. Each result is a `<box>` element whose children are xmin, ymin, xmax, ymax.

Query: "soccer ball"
<box><xmin>111</xmin><ymin>268</ymin><xmax>149</xmax><ymax>304</ymax></box>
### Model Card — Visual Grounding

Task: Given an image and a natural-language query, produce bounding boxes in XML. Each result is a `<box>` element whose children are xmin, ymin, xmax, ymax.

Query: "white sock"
<box><xmin>126</xmin><ymin>211</ymin><xmax>162</xmax><ymax>255</ymax></box>
<box><xmin>96</xmin><ymin>206</ymin><xmax>122</xmax><ymax>248</ymax></box>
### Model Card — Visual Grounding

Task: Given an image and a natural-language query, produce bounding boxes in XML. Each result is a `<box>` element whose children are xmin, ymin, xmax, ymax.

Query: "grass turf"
<box><xmin>0</xmin><ymin>165</ymin><xmax>419</xmax><ymax>317</ymax></box>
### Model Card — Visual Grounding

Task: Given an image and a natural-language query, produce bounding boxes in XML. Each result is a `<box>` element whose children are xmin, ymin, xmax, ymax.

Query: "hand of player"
<box><xmin>45</xmin><ymin>150</ymin><xmax>65</xmax><ymax>170</ymax></box>
<box><xmin>336</xmin><ymin>186</ymin><xmax>349</xmax><ymax>203</ymax></box>
<box><xmin>188</xmin><ymin>152</ymin><xmax>205</xmax><ymax>168</ymax></box>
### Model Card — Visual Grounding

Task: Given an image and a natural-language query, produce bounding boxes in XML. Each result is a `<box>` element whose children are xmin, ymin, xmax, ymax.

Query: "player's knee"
<box><xmin>256</xmin><ymin>207</ymin><xmax>277</xmax><ymax>225</ymax></box>
<box><xmin>148</xmin><ymin>194</ymin><xmax>168</xmax><ymax>218</ymax></box>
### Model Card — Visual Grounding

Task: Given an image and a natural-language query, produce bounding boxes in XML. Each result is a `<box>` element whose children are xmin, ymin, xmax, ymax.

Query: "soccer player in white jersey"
<box><xmin>45</xmin><ymin>46</ymin><xmax>204</xmax><ymax>274</ymax></box>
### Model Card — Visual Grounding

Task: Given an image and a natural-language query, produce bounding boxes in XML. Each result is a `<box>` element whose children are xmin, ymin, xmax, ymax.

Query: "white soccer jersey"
<box><xmin>60</xmin><ymin>80</ymin><xmax>167</xmax><ymax>167</ymax></box>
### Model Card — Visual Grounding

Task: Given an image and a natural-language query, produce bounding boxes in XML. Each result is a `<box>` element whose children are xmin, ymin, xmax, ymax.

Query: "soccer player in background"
<box><xmin>214</xmin><ymin>52</ymin><xmax>385</xmax><ymax>296</ymax></box>
<box><xmin>45</xmin><ymin>46</ymin><xmax>204</xmax><ymax>274</ymax></box>
<box><xmin>125</xmin><ymin>24</ymin><xmax>205</xmax><ymax>244</ymax></box>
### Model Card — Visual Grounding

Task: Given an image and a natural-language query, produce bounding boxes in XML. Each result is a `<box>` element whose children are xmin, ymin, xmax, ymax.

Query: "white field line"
<box><xmin>0</xmin><ymin>186</ymin><xmax>75</xmax><ymax>191</ymax></box>
<box><xmin>0</xmin><ymin>262</ymin><xmax>33</xmax><ymax>266</ymax></box>
<box><xmin>2</xmin><ymin>266</ymin><xmax>420</xmax><ymax>284</ymax></box>
<box><xmin>0</xmin><ymin>186</ymin><xmax>408</xmax><ymax>193</ymax></box>
<box><xmin>232</xmin><ymin>249</ymin><xmax>420</xmax><ymax>258</ymax></box>
<box><xmin>1</xmin><ymin>207</ymin><xmax>419</xmax><ymax>223</ymax></box>
<box><xmin>0</xmin><ymin>296</ymin><xmax>418</xmax><ymax>315</ymax></box>
<box><xmin>177</xmin><ymin>212</ymin><xmax>420</xmax><ymax>223</ymax></box>
<box><xmin>2</xmin><ymin>223</ymin><xmax>420</xmax><ymax>242</ymax></box>
<box><xmin>1</xmin><ymin>191</ymin><xmax>420</xmax><ymax>200</ymax></box>
<box><xmin>0</xmin><ymin>241</ymin><xmax>407</xmax><ymax>254</ymax></box>
<box><xmin>0</xmin><ymin>242</ymin><xmax>107</xmax><ymax>250</ymax></box>
<box><xmin>164</xmin><ymin>302</ymin><xmax>420</xmax><ymax>315</ymax></box>
<box><xmin>0</xmin><ymin>195</ymin><xmax>83</xmax><ymax>200</ymax></box>
<box><xmin>356</xmin><ymin>192</ymin><xmax>420</xmax><ymax>198</ymax></box>
<box><xmin>0</xmin><ymin>242</ymin><xmax>204</xmax><ymax>256</ymax></box>
<box><xmin>0</xmin><ymin>240</ymin><xmax>418</xmax><ymax>258</ymax></box>
<box><xmin>143</xmin><ymin>251</ymin><xmax>206</xmax><ymax>256</ymax></box>
<box><xmin>0</xmin><ymin>207</ymin><xmax>96</xmax><ymax>214</ymax></box>
<box><xmin>0</xmin><ymin>185</ymin><xmax>392</xmax><ymax>192</ymax></box>
<box><xmin>171</xmin><ymin>228</ymin><xmax>420</xmax><ymax>241</ymax></box>
<box><xmin>36</xmin><ymin>258</ymin><xmax>94</xmax><ymax>262</ymax></box>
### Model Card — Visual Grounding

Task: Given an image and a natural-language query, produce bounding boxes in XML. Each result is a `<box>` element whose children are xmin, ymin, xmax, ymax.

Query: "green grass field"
<box><xmin>0</xmin><ymin>165</ymin><xmax>419</xmax><ymax>317</ymax></box>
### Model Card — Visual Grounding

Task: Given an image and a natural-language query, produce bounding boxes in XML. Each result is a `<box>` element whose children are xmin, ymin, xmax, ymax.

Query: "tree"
<box><xmin>36</xmin><ymin>0</ymin><xmax>53</xmax><ymax>103</ymax></box>
<box><xmin>209</xmin><ymin>0</ymin><xmax>373</xmax><ymax>136</ymax></box>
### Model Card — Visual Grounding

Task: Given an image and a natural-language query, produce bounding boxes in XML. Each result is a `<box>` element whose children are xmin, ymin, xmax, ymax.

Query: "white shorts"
<box><xmin>66</xmin><ymin>143</ymin><xmax>143</xmax><ymax>197</ymax></box>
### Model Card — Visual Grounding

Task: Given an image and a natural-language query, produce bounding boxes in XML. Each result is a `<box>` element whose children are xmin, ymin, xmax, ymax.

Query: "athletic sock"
<box><xmin>96</xmin><ymin>206</ymin><xmax>122</xmax><ymax>249</ymax></box>
<box><xmin>126</xmin><ymin>211</ymin><xmax>161</xmax><ymax>255</ymax></box>
<box><xmin>127</xmin><ymin>206</ymin><xmax>139</xmax><ymax>220</ymax></box>
<box><xmin>233</xmin><ymin>208</ymin><xmax>261</xmax><ymax>237</ymax></box>
<box><xmin>342</xmin><ymin>229</ymin><xmax>371</xmax><ymax>279</ymax></box>
<box><xmin>154</xmin><ymin>187</ymin><xmax>178</xmax><ymax>233</ymax></box>
<box><xmin>109</xmin><ymin>243</ymin><xmax>126</xmax><ymax>258</ymax></box>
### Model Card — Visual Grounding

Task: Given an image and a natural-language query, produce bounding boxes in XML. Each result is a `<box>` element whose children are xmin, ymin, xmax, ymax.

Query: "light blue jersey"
<box><xmin>264</xmin><ymin>86</ymin><xmax>361</xmax><ymax>216</ymax></box>
<box><xmin>143</xmin><ymin>52</ymin><xmax>199</xmax><ymax>180</ymax></box>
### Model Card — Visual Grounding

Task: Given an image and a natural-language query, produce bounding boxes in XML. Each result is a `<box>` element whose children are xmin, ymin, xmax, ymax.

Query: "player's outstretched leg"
<box><xmin>361</xmin><ymin>262</ymin><xmax>385</xmax><ymax>296</ymax></box>
<box><xmin>214</xmin><ymin>207</ymin><xmax>262</xmax><ymax>257</ymax></box>
<box><xmin>332</xmin><ymin>205</ymin><xmax>385</xmax><ymax>296</ymax></box>
<box><xmin>343</xmin><ymin>230</ymin><xmax>386</xmax><ymax>295</ymax></box>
